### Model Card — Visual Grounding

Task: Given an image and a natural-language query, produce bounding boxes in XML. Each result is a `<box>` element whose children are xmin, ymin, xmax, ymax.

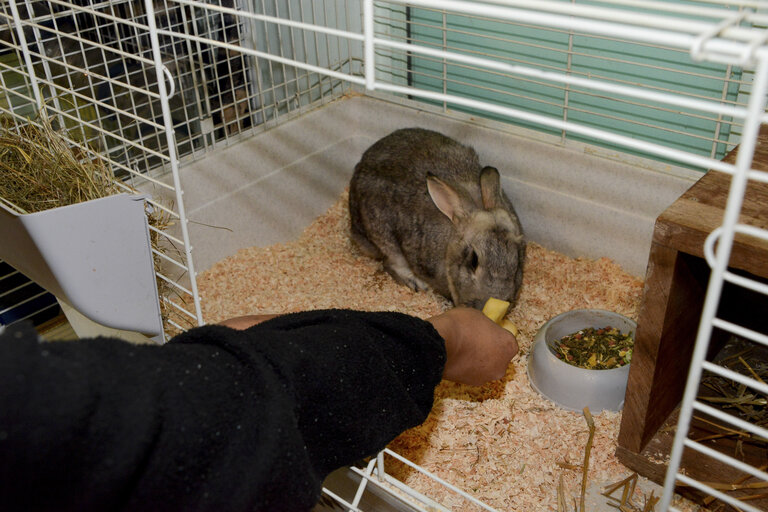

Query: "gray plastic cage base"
<box><xmin>0</xmin><ymin>193</ymin><xmax>163</xmax><ymax>337</ymax></box>
<box><xmin>169</xmin><ymin>95</ymin><xmax>698</xmax><ymax>277</ymax></box>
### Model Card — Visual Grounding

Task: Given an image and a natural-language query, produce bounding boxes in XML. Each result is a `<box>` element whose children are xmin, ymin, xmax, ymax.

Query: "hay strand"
<box><xmin>603</xmin><ymin>473</ymin><xmax>661</xmax><ymax>512</ymax></box>
<box><xmin>580</xmin><ymin>407</ymin><xmax>596</xmax><ymax>512</ymax></box>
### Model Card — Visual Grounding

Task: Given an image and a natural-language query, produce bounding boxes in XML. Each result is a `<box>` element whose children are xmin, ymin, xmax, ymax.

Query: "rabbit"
<box><xmin>349</xmin><ymin>127</ymin><xmax>525</xmax><ymax>310</ymax></box>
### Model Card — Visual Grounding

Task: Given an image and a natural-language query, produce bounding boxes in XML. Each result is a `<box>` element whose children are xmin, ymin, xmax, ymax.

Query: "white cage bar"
<box><xmin>1</xmin><ymin>0</ymin><xmax>767</xmax><ymax>509</ymax></box>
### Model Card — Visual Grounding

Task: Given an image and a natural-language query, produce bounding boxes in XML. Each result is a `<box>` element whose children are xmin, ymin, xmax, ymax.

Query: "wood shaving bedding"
<box><xmin>196</xmin><ymin>190</ymin><xmax>699</xmax><ymax>511</ymax></box>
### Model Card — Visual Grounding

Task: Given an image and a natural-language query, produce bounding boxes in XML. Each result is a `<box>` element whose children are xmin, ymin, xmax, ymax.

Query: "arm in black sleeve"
<box><xmin>0</xmin><ymin>309</ymin><xmax>446</xmax><ymax>512</ymax></box>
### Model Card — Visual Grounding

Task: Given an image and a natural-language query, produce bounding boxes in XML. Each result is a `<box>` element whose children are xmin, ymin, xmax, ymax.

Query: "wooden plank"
<box><xmin>618</xmin><ymin>124</ymin><xmax>768</xmax><ymax>509</ymax></box>
<box><xmin>655</xmin><ymin>170</ymin><xmax>768</xmax><ymax>278</ymax></box>
<box><xmin>618</xmin><ymin>249</ymin><xmax>709</xmax><ymax>452</ymax></box>
<box><xmin>618</xmin><ymin>243</ymin><xmax>677</xmax><ymax>453</ymax></box>
<box><xmin>653</xmin><ymin>124</ymin><xmax>768</xmax><ymax>277</ymax></box>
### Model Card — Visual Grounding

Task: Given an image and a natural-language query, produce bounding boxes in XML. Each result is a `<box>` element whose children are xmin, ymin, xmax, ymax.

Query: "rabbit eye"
<box><xmin>468</xmin><ymin>250</ymin><xmax>479</xmax><ymax>272</ymax></box>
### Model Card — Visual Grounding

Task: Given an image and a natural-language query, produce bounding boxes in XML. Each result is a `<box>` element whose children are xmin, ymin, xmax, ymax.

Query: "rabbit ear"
<box><xmin>479</xmin><ymin>166</ymin><xmax>503</xmax><ymax>209</ymax></box>
<box><xmin>427</xmin><ymin>172</ymin><xmax>469</xmax><ymax>223</ymax></box>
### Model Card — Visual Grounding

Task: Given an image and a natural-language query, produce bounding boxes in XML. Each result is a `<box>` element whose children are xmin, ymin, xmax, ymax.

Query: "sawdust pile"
<box><xmin>196</xmin><ymin>190</ymin><xmax>697</xmax><ymax>511</ymax></box>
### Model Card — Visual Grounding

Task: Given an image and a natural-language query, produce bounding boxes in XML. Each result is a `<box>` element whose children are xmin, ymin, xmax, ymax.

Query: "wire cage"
<box><xmin>1</xmin><ymin>0</ymin><xmax>767</xmax><ymax>510</ymax></box>
<box><xmin>0</xmin><ymin>258</ymin><xmax>60</xmax><ymax>326</ymax></box>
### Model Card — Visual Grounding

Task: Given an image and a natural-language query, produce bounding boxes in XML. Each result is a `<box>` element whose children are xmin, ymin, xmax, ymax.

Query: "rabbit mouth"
<box><xmin>460</xmin><ymin>298</ymin><xmax>484</xmax><ymax>310</ymax></box>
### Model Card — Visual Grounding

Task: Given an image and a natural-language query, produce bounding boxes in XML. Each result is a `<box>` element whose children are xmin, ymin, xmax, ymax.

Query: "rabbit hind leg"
<box><xmin>384</xmin><ymin>253</ymin><xmax>430</xmax><ymax>292</ymax></box>
<box><xmin>350</xmin><ymin>227</ymin><xmax>384</xmax><ymax>259</ymax></box>
<box><xmin>349</xmin><ymin>215</ymin><xmax>430</xmax><ymax>292</ymax></box>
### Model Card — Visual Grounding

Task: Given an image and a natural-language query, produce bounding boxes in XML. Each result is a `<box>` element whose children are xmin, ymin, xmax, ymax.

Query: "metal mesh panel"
<box><xmin>371</xmin><ymin>1</ymin><xmax>758</xmax><ymax>171</ymax></box>
<box><xmin>1</xmin><ymin>1</ymin><xmax>767</xmax><ymax>510</ymax></box>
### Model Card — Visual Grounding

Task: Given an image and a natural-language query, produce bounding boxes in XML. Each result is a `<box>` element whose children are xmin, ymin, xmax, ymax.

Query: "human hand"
<box><xmin>217</xmin><ymin>314</ymin><xmax>280</xmax><ymax>330</ymax></box>
<box><xmin>427</xmin><ymin>307</ymin><xmax>519</xmax><ymax>386</ymax></box>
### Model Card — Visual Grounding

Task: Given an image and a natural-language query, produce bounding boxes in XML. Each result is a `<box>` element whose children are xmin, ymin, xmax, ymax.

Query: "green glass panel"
<box><xmin>406</xmin><ymin>5</ymin><xmax>744</xmax><ymax>170</ymax></box>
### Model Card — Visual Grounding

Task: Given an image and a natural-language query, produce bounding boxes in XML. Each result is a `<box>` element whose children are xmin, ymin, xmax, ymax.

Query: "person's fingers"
<box><xmin>501</xmin><ymin>330</ymin><xmax>519</xmax><ymax>359</ymax></box>
<box><xmin>431</xmin><ymin>307</ymin><xmax>519</xmax><ymax>385</ymax></box>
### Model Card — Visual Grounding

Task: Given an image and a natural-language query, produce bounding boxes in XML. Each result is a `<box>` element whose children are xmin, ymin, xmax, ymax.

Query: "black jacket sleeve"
<box><xmin>0</xmin><ymin>309</ymin><xmax>446</xmax><ymax>512</ymax></box>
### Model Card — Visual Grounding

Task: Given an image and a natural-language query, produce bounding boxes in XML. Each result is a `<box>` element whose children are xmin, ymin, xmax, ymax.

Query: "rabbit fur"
<box><xmin>349</xmin><ymin>127</ymin><xmax>525</xmax><ymax>309</ymax></box>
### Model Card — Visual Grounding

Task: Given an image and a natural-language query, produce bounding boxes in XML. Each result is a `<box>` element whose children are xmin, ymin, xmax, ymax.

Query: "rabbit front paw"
<box><xmin>385</xmin><ymin>257</ymin><xmax>430</xmax><ymax>292</ymax></box>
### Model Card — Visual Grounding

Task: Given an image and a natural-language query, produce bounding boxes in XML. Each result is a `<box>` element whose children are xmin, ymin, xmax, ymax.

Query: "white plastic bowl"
<box><xmin>526</xmin><ymin>309</ymin><xmax>636</xmax><ymax>412</ymax></box>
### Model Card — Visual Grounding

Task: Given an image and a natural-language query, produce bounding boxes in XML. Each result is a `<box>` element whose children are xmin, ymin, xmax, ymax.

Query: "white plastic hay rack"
<box><xmin>2</xmin><ymin>0</ymin><xmax>768</xmax><ymax>510</ymax></box>
<box><xmin>0</xmin><ymin>193</ymin><xmax>164</xmax><ymax>338</ymax></box>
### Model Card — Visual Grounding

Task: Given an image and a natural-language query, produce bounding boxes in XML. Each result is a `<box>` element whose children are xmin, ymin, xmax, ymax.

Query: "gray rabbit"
<box><xmin>349</xmin><ymin>128</ymin><xmax>525</xmax><ymax>309</ymax></box>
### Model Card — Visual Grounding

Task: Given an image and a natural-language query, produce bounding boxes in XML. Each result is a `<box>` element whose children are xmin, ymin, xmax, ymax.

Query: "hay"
<box><xmin>0</xmin><ymin>114</ymin><xmax>116</xmax><ymax>214</ymax></box>
<box><xmin>699</xmin><ymin>337</ymin><xmax>768</xmax><ymax>427</ymax></box>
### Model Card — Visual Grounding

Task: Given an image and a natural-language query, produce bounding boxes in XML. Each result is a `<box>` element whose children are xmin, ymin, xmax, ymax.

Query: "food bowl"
<box><xmin>526</xmin><ymin>309</ymin><xmax>636</xmax><ymax>412</ymax></box>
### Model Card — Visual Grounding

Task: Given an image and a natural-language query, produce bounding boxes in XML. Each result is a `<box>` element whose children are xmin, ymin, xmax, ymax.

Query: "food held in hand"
<box><xmin>482</xmin><ymin>297</ymin><xmax>510</xmax><ymax>324</ymax></box>
<box><xmin>482</xmin><ymin>298</ymin><xmax>519</xmax><ymax>335</ymax></box>
<box><xmin>500</xmin><ymin>318</ymin><xmax>519</xmax><ymax>336</ymax></box>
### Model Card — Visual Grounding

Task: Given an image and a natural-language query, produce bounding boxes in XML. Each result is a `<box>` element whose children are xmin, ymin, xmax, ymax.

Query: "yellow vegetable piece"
<box><xmin>587</xmin><ymin>353</ymin><xmax>597</xmax><ymax>368</ymax></box>
<box><xmin>501</xmin><ymin>319</ymin><xmax>519</xmax><ymax>337</ymax></box>
<box><xmin>482</xmin><ymin>297</ymin><xmax>511</xmax><ymax>324</ymax></box>
<box><xmin>482</xmin><ymin>298</ymin><xmax>518</xmax><ymax>336</ymax></box>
